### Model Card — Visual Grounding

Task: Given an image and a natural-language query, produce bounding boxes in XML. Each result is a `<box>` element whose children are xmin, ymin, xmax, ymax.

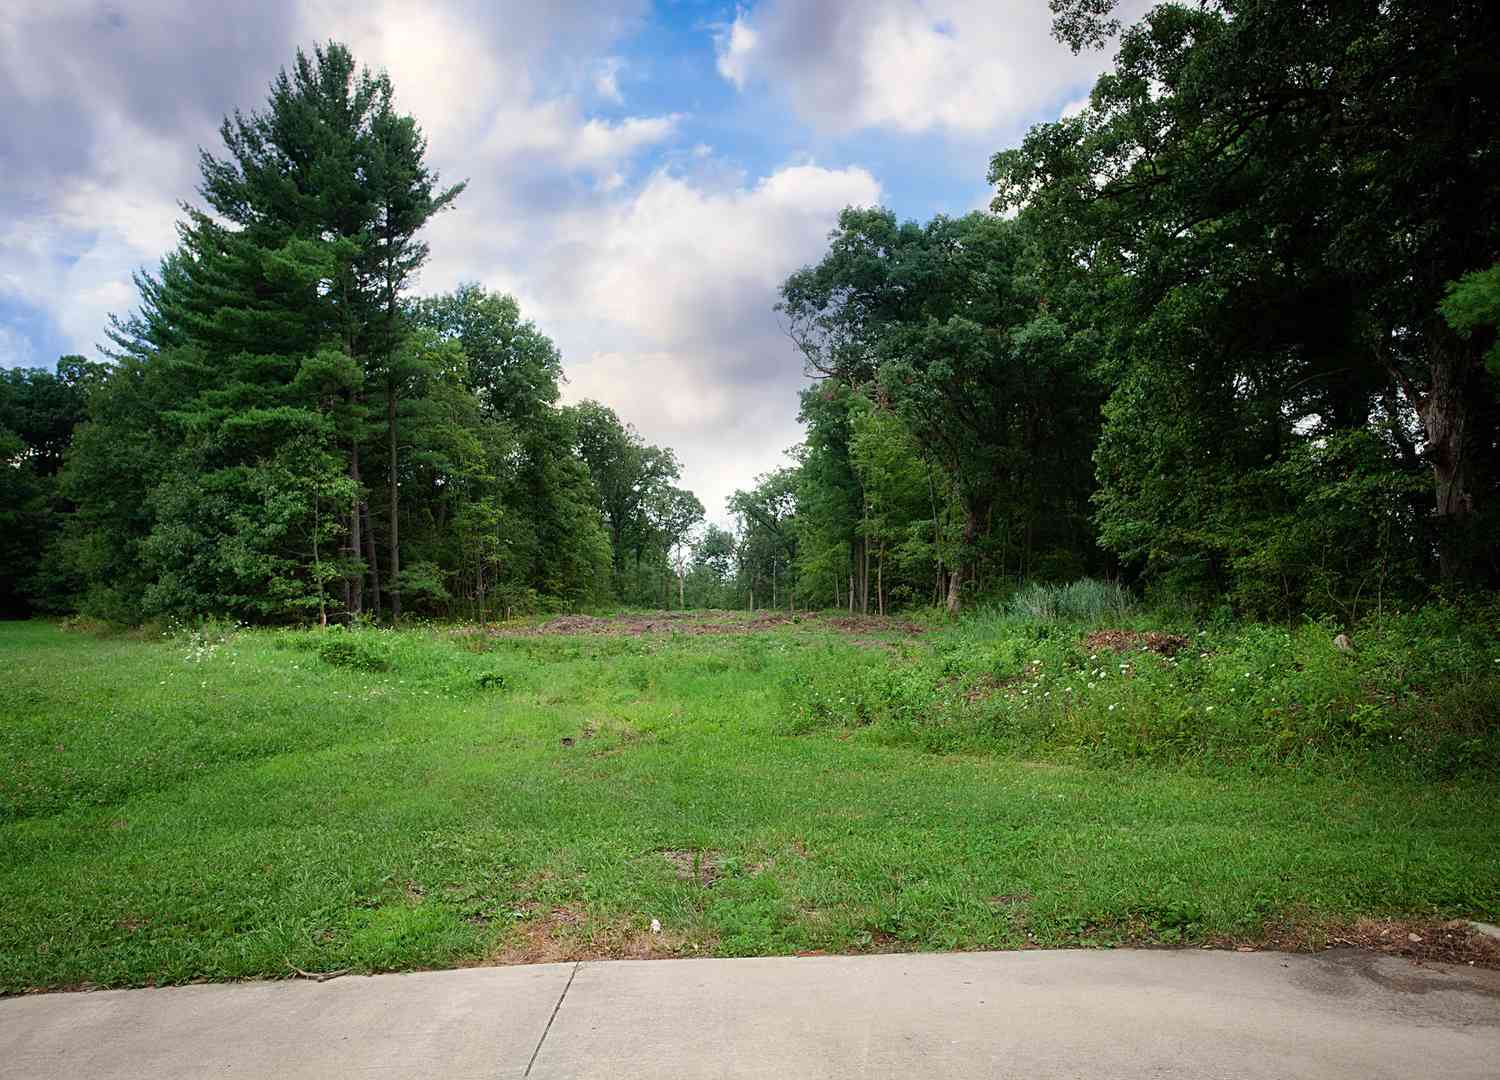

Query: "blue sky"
<box><xmin>0</xmin><ymin>0</ymin><xmax>1136</xmax><ymax>518</ymax></box>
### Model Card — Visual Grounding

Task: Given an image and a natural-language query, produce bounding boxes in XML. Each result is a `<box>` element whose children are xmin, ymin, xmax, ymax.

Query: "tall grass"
<box><xmin>782</xmin><ymin>597</ymin><xmax>1500</xmax><ymax>778</ymax></box>
<box><xmin>1009</xmin><ymin>578</ymin><xmax>1136</xmax><ymax>622</ymax></box>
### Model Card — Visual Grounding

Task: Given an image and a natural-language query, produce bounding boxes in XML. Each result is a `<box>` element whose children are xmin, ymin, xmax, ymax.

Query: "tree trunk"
<box><xmin>946</xmin><ymin>567</ymin><xmax>963</xmax><ymax>618</ymax></box>
<box><xmin>860</xmin><ymin>538</ymin><xmax>870</xmax><ymax>615</ymax></box>
<box><xmin>945</xmin><ymin>498</ymin><xmax>986</xmax><ymax>618</ymax></box>
<box><xmin>877</xmin><ymin>542</ymin><xmax>885</xmax><ymax>617</ymax></box>
<box><xmin>362</xmin><ymin>499</ymin><xmax>381</xmax><ymax>621</ymax></box>
<box><xmin>1392</xmin><ymin>341</ymin><xmax>1480</xmax><ymax>583</ymax></box>
<box><xmin>1422</xmin><ymin>353</ymin><xmax>1476</xmax><ymax>582</ymax></box>
<box><xmin>387</xmin><ymin>389</ymin><xmax>401</xmax><ymax>623</ymax></box>
<box><xmin>313</xmin><ymin>496</ymin><xmax>327</xmax><ymax>627</ymax></box>
<box><xmin>926</xmin><ymin>459</ymin><xmax>944</xmax><ymax>608</ymax></box>
<box><xmin>348</xmin><ymin>442</ymin><xmax>363</xmax><ymax>616</ymax></box>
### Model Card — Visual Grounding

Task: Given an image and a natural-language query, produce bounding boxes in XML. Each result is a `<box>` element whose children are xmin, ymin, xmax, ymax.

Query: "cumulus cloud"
<box><xmin>545</xmin><ymin>163</ymin><xmax>882</xmax><ymax>519</ymax></box>
<box><xmin>714</xmin><ymin>0</ymin><xmax>1146</xmax><ymax>138</ymax></box>
<box><xmin>3</xmin><ymin>0</ymin><xmax>1121</xmax><ymax>520</ymax></box>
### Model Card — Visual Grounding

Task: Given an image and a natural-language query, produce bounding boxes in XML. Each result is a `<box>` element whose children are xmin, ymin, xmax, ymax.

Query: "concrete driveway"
<box><xmin>3</xmin><ymin>949</ymin><xmax>1497</xmax><ymax>1079</ymax></box>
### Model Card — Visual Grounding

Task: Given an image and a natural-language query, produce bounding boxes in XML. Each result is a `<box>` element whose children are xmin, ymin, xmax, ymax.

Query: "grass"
<box><xmin>2</xmin><ymin>612</ymin><xmax>1498</xmax><ymax>993</ymax></box>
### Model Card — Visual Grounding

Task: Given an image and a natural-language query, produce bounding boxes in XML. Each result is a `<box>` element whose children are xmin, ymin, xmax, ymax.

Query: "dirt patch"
<box><xmin>855</xmin><ymin>927</ymin><xmax>905</xmax><ymax>953</ymax></box>
<box><xmin>1084</xmin><ymin>629</ymin><xmax>1190</xmax><ymax>657</ymax></box>
<box><xmin>481</xmin><ymin>610</ymin><xmax>930</xmax><ymax>639</ymax></box>
<box><xmin>1217</xmin><ymin>917</ymin><xmax>1500</xmax><ymax>970</ymax></box>
<box><xmin>661</xmin><ymin>849</ymin><xmax>724</xmax><ymax>886</ymax></box>
<box><xmin>987</xmin><ymin>893</ymin><xmax>1033</xmax><ymax>908</ymax></box>
<box><xmin>491</xmin><ymin>904</ymin><xmax>712</xmax><ymax>965</ymax></box>
<box><xmin>746</xmin><ymin>839</ymin><xmax>812</xmax><ymax>878</ymax></box>
<box><xmin>958</xmin><ymin>673</ymin><xmax>1024</xmax><ymax>703</ymax></box>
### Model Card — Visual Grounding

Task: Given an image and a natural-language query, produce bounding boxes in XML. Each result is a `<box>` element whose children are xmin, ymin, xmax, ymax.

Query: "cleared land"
<box><xmin>1</xmin><ymin>616</ymin><xmax>1497</xmax><ymax>993</ymax></box>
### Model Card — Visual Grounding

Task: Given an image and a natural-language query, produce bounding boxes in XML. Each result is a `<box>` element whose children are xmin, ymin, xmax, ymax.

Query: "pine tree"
<box><xmin>89</xmin><ymin>42</ymin><xmax>461</xmax><ymax>621</ymax></box>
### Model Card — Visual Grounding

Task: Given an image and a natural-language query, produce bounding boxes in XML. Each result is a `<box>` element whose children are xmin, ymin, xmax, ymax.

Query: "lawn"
<box><xmin>1</xmin><ymin>614</ymin><xmax>1497</xmax><ymax>993</ymax></box>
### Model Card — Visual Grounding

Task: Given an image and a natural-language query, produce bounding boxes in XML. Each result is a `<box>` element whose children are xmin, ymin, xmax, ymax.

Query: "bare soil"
<box><xmin>1083</xmin><ymin>628</ymin><xmax>1191</xmax><ymax>657</ymax></box>
<box><xmin>1218</xmin><ymin>917</ymin><xmax>1500</xmax><ymax>970</ymax></box>
<box><xmin>485</xmin><ymin>610</ymin><xmax>929</xmax><ymax>638</ymax></box>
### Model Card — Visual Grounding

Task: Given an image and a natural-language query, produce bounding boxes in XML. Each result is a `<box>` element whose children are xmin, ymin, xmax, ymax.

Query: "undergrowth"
<box><xmin>781</xmin><ymin>600</ymin><xmax>1500</xmax><ymax>777</ymax></box>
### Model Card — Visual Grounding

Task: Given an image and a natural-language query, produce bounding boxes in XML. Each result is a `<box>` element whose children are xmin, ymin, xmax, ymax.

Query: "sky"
<box><xmin>0</xmin><ymin>0</ymin><xmax>1140</xmax><ymax>522</ymax></box>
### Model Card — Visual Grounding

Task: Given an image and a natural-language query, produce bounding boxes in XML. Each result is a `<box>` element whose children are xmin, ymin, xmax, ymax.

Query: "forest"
<box><xmin>2</xmin><ymin>0</ymin><xmax>1498</xmax><ymax>626</ymax></box>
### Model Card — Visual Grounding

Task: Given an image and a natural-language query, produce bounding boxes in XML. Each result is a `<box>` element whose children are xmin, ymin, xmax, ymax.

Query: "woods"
<box><xmin>3</xmin><ymin>3</ymin><xmax>1498</xmax><ymax>624</ymax></box>
<box><xmin>736</xmin><ymin>0</ymin><xmax>1500</xmax><ymax>619</ymax></box>
<box><xmin>1</xmin><ymin>44</ymin><xmax>698</xmax><ymax>622</ymax></box>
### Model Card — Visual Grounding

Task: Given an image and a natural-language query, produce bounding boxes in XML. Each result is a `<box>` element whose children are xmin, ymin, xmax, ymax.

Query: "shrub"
<box><xmin>316</xmin><ymin>629</ymin><xmax>392</xmax><ymax>672</ymax></box>
<box><xmin>779</xmin><ymin>600</ymin><xmax>1500</xmax><ymax>776</ymax></box>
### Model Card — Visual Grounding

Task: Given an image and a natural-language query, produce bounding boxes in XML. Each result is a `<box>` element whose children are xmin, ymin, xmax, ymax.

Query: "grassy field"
<box><xmin>2</xmin><ymin>612</ymin><xmax>1498</xmax><ymax>993</ymax></box>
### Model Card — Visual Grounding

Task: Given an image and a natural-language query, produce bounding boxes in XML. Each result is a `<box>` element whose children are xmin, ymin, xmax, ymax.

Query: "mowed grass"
<box><xmin>1</xmin><ymin>616</ymin><xmax>1497</xmax><ymax>993</ymax></box>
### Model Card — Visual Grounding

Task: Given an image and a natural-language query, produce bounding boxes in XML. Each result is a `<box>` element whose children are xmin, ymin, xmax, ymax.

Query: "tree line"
<box><xmin>0</xmin><ymin>44</ymin><xmax>701</xmax><ymax>622</ymax></box>
<box><xmin>715</xmin><ymin>0</ymin><xmax>1499</xmax><ymax>619</ymax></box>
<box><xmin>6</xmin><ymin>3</ymin><xmax>1499</xmax><ymax>624</ymax></box>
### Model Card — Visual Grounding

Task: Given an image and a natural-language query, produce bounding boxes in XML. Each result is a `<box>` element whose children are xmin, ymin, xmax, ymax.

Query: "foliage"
<box><xmin>997</xmin><ymin>0</ymin><xmax>1500</xmax><ymax>594</ymax></box>
<box><xmin>13</xmin><ymin>44</ymin><xmax>684</xmax><ymax>624</ymax></box>
<box><xmin>313</xmin><ymin>626</ymin><xmax>393</xmax><ymax>672</ymax></box>
<box><xmin>781</xmin><ymin>601</ymin><xmax>1500</xmax><ymax>778</ymax></box>
<box><xmin>780</xmin><ymin>210</ymin><xmax>1104</xmax><ymax>613</ymax></box>
<box><xmin>0</xmin><ymin>358</ymin><xmax>100</xmax><ymax>615</ymax></box>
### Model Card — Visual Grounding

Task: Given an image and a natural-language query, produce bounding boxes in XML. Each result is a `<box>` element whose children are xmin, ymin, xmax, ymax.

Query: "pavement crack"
<box><xmin>524</xmin><ymin>961</ymin><xmax>580</xmax><ymax>1077</ymax></box>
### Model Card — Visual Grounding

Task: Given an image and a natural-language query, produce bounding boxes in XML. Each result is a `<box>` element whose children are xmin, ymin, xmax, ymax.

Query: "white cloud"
<box><xmin>714</xmin><ymin>0</ymin><xmax>1147</xmax><ymax>138</ymax></box>
<box><xmin>0</xmin><ymin>323</ymin><xmax>38</xmax><ymax>368</ymax></box>
<box><xmin>534</xmin><ymin>162</ymin><xmax>882</xmax><ymax>520</ymax></box>
<box><xmin>1</xmin><ymin>0</ymin><xmax>898</xmax><ymax>519</ymax></box>
<box><xmin>715</xmin><ymin>16</ymin><xmax>759</xmax><ymax>89</ymax></box>
<box><xmin>1059</xmin><ymin>95</ymin><xmax>1091</xmax><ymax>121</ymax></box>
<box><xmin>594</xmin><ymin>57</ymin><xmax>625</xmax><ymax>103</ymax></box>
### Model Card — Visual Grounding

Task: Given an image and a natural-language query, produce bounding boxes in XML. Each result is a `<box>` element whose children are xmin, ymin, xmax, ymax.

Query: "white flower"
<box><xmin>1108</xmin><ymin>703</ymin><xmax>1117</xmax><ymax>712</ymax></box>
<box><xmin>1206</xmin><ymin>705</ymin><xmax>1215</xmax><ymax>712</ymax></box>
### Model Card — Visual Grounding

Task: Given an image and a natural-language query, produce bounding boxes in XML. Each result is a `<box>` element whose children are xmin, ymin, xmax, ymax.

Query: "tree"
<box><xmin>0</xmin><ymin>359</ymin><xmax>99</xmax><ymax>614</ymax></box>
<box><xmin>781</xmin><ymin>209</ymin><xmax>1103</xmax><ymax>613</ymax></box>
<box><xmin>572</xmin><ymin>399</ymin><xmax>693</xmax><ymax>602</ymax></box>
<box><xmin>76</xmin><ymin>42</ymin><xmax>462</xmax><ymax>621</ymax></box>
<box><xmin>730</xmin><ymin>468</ymin><xmax>800</xmax><ymax>610</ymax></box>
<box><xmin>1000</xmin><ymin>0</ymin><xmax>1500</xmax><ymax>590</ymax></box>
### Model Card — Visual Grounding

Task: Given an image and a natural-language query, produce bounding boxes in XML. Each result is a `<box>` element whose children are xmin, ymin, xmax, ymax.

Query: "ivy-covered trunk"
<box><xmin>1418</xmin><ymin>344</ymin><xmax>1479</xmax><ymax>583</ymax></box>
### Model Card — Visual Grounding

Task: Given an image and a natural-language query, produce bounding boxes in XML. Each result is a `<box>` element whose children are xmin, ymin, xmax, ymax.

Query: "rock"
<box><xmin>1333</xmin><ymin>633</ymin><xmax>1355</xmax><ymax>654</ymax></box>
<box><xmin>1407</xmin><ymin>933</ymin><xmax>1423</xmax><ymax>943</ymax></box>
<box><xmin>1467</xmin><ymin>920</ymin><xmax>1500</xmax><ymax>941</ymax></box>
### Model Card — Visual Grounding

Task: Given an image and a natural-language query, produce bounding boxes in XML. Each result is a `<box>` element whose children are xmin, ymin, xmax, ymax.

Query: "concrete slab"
<box><xmin>0</xmin><ymin>963</ymin><xmax>574</xmax><ymax>1080</ymax></box>
<box><xmin>530</xmin><ymin>950</ymin><xmax>1500</xmax><ymax>1080</ymax></box>
<box><xmin>3</xmin><ymin>951</ymin><xmax>1497</xmax><ymax>1079</ymax></box>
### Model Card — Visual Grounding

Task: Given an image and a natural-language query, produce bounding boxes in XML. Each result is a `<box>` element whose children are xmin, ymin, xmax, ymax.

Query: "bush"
<box><xmin>316</xmin><ymin>629</ymin><xmax>392</xmax><ymax>672</ymax></box>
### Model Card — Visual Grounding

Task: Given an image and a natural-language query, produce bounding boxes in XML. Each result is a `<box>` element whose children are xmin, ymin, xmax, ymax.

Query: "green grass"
<box><xmin>2</xmin><ymin>614</ymin><xmax>1497</xmax><ymax>993</ymax></box>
